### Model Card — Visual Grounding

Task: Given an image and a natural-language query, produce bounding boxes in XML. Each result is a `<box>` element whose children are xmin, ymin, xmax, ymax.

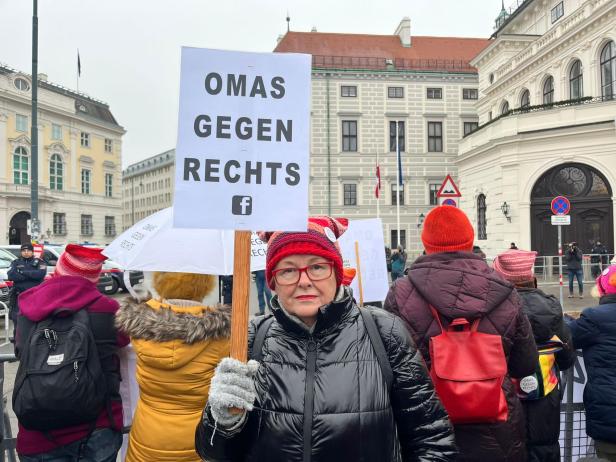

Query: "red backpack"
<box><xmin>428</xmin><ymin>306</ymin><xmax>508</xmax><ymax>424</ymax></box>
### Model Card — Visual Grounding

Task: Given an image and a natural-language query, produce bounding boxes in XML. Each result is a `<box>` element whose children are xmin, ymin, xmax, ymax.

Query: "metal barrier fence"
<box><xmin>532</xmin><ymin>254</ymin><xmax>614</xmax><ymax>285</ymax></box>
<box><xmin>560</xmin><ymin>403</ymin><xmax>595</xmax><ymax>461</ymax></box>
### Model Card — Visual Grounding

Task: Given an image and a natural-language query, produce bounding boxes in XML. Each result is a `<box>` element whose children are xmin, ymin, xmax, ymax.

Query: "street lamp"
<box><xmin>501</xmin><ymin>202</ymin><xmax>511</xmax><ymax>222</ymax></box>
<box><xmin>417</xmin><ymin>213</ymin><xmax>425</xmax><ymax>228</ymax></box>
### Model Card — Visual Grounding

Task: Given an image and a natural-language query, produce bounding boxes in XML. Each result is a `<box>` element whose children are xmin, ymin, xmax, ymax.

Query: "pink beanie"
<box><xmin>55</xmin><ymin>244</ymin><xmax>106</xmax><ymax>284</ymax></box>
<box><xmin>493</xmin><ymin>249</ymin><xmax>538</xmax><ymax>283</ymax></box>
<box><xmin>597</xmin><ymin>265</ymin><xmax>616</xmax><ymax>296</ymax></box>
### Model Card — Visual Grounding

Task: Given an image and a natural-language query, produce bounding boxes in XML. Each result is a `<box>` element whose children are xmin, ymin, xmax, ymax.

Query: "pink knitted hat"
<box><xmin>597</xmin><ymin>265</ymin><xmax>616</xmax><ymax>296</ymax></box>
<box><xmin>493</xmin><ymin>249</ymin><xmax>538</xmax><ymax>283</ymax></box>
<box><xmin>54</xmin><ymin>244</ymin><xmax>106</xmax><ymax>284</ymax></box>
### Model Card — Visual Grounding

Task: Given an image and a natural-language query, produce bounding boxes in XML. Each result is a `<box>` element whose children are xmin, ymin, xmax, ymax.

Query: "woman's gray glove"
<box><xmin>208</xmin><ymin>357</ymin><xmax>260</xmax><ymax>428</ymax></box>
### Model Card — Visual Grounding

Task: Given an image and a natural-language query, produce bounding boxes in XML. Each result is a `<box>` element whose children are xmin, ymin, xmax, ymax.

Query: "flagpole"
<box><xmin>396</xmin><ymin>122</ymin><xmax>401</xmax><ymax>248</ymax></box>
<box><xmin>76</xmin><ymin>49</ymin><xmax>80</xmax><ymax>93</ymax></box>
<box><xmin>376</xmin><ymin>151</ymin><xmax>380</xmax><ymax>219</ymax></box>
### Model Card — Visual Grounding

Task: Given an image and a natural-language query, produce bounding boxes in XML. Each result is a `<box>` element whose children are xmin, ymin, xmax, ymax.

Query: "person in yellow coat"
<box><xmin>116</xmin><ymin>272</ymin><xmax>231</xmax><ymax>462</ymax></box>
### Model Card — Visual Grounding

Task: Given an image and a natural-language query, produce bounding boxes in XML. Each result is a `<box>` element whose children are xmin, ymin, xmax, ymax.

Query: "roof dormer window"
<box><xmin>14</xmin><ymin>77</ymin><xmax>30</xmax><ymax>91</ymax></box>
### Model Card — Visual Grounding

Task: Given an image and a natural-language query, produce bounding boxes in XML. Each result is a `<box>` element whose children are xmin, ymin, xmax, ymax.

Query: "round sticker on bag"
<box><xmin>520</xmin><ymin>375</ymin><xmax>539</xmax><ymax>394</ymax></box>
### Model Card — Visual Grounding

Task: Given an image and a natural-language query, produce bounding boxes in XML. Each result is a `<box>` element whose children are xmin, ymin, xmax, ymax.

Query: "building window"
<box><xmin>463</xmin><ymin>121</ymin><xmax>478</xmax><ymax>136</ymax></box>
<box><xmin>543</xmin><ymin>76</ymin><xmax>554</xmax><ymax>104</ymax></box>
<box><xmin>428</xmin><ymin>122</ymin><xmax>443</xmax><ymax>152</ymax></box>
<box><xmin>105</xmin><ymin>173</ymin><xmax>113</xmax><ymax>197</ymax></box>
<box><xmin>488</xmin><ymin>111</ymin><xmax>493</xmax><ymax>121</ymax></box>
<box><xmin>343</xmin><ymin>184</ymin><xmax>357</xmax><ymax>206</ymax></box>
<box><xmin>489</xmin><ymin>73</ymin><xmax>494</xmax><ymax>84</ymax></box>
<box><xmin>80</xmin><ymin>214</ymin><xmax>93</xmax><ymax>236</ymax></box>
<box><xmin>13</xmin><ymin>146</ymin><xmax>29</xmax><ymax>185</ymax></box>
<box><xmin>427</xmin><ymin>88</ymin><xmax>443</xmax><ymax>99</ymax></box>
<box><xmin>81</xmin><ymin>169</ymin><xmax>91</xmax><ymax>194</ymax></box>
<box><xmin>341</xmin><ymin>120</ymin><xmax>357</xmax><ymax>152</ymax></box>
<box><xmin>600</xmin><ymin>41</ymin><xmax>616</xmax><ymax>99</ymax></box>
<box><xmin>568</xmin><ymin>60</ymin><xmax>583</xmax><ymax>99</ymax></box>
<box><xmin>104</xmin><ymin>216</ymin><xmax>116</xmax><ymax>236</ymax></box>
<box><xmin>341</xmin><ymin>85</ymin><xmax>357</xmax><ymax>97</ymax></box>
<box><xmin>52</xmin><ymin>123</ymin><xmax>62</xmax><ymax>140</ymax></box>
<box><xmin>16</xmin><ymin>114</ymin><xmax>28</xmax><ymax>132</ymax></box>
<box><xmin>477</xmin><ymin>194</ymin><xmax>487</xmax><ymax>240</ymax></box>
<box><xmin>49</xmin><ymin>154</ymin><xmax>63</xmax><ymax>191</ymax></box>
<box><xmin>14</xmin><ymin>77</ymin><xmax>30</xmax><ymax>91</ymax></box>
<box><xmin>463</xmin><ymin>88</ymin><xmax>478</xmax><ymax>100</ymax></box>
<box><xmin>390</xmin><ymin>230</ymin><xmax>407</xmax><ymax>249</ymax></box>
<box><xmin>551</xmin><ymin>1</ymin><xmax>564</xmax><ymax>23</ymax></box>
<box><xmin>391</xmin><ymin>183</ymin><xmax>404</xmax><ymax>206</ymax></box>
<box><xmin>389</xmin><ymin>121</ymin><xmax>405</xmax><ymax>152</ymax></box>
<box><xmin>388</xmin><ymin>86</ymin><xmax>404</xmax><ymax>98</ymax></box>
<box><xmin>520</xmin><ymin>89</ymin><xmax>530</xmax><ymax>108</ymax></box>
<box><xmin>429</xmin><ymin>184</ymin><xmax>440</xmax><ymax>205</ymax></box>
<box><xmin>80</xmin><ymin>132</ymin><xmax>90</xmax><ymax>148</ymax></box>
<box><xmin>500</xmin><ymin>100</ymin><xmax>510</xmax><ymax>115</ymax></box>
<box><xmin>104</xmin><ymin>138</ymin><xmax>113</xmax><ymax>153</ymax></box>
<box><xmin>53</xmin><ymin>213</ymin><xmax>66</xmax><ymax>235</ymax></box>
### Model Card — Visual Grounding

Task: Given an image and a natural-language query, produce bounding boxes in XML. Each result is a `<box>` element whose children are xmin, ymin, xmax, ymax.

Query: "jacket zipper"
<box><xmin>303</xmin><ymin>336</ymin><xmax>317</xmax><ymax>462</ymax></box>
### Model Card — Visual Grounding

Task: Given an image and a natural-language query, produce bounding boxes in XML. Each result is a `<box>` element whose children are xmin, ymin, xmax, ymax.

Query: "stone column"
<box><xmin>0</xmin><ymin>112</ymin><xmax>7</xmax><ymax>182</ymax></box>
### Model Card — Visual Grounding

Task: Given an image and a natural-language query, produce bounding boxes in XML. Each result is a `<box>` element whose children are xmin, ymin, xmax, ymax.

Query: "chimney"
<box><xmin>311</xmin><ymin>26</ymin><xmax>317</xmax><ymax>32</ymax></box>
<box><xmin>395</xmin><ymin>17</ymin><xmax>411</xmax><ymax>47</ymax></box>
<box><xmin>38</xmin><ymin>73</ymin><xmax>48</xmax><ymax>82</ymax></box>
<box><xmin>276</xmin><ymin>34</ymin><xmax>284</xmax><ymax>44</ymax></box>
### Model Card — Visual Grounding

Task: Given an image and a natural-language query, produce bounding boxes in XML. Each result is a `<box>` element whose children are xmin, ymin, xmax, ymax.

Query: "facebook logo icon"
<box><xmin>231</xmin><ymin>196</ymin><xmax>253</xmax><ymax>215</ymax></box>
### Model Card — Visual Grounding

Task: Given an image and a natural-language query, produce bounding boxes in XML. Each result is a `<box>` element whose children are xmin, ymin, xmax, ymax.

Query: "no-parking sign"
<box><xmin>551</xmin><ymin>196</ymin><xmax>571</xmax><ymax>215</ymax></box>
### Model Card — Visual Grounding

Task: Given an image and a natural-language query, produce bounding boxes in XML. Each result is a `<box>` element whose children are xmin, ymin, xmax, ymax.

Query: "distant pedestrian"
<box><xmin>565</xmin><ymin>242</ymin><xmax>584</xmax><ymax>298</ymax></box>
<box><xmin>220</xmin><ymin>275</ymin><xmax>233</xmax><ymax>304</ymax></box>
<box><xmin>252</xmin><ymin>269</ymin><xmax>272</xmax><ymax>315</ymax></box>
<box><xmin>385</xmin><ymin>206</ymin><xmax>538</xmax><ymax>462</ymax></box>
<box><xmin>390</xmin><ymin>245</ymin><xmax>407</xmax><ymax>281</ymax></box>
<box><xmin>14</xmin><ymin>245</ymin><xmax>127</xmax><ymax>462</ymax></box>
<box><xmin>566</xmin><ymin>265</ymin><xmax>616</xmax><ymax>462</ymax></box>
<box><xmin>472</xmin><ymin>245</ymin><xmax>486</xmax><ymax>261</ymax></box>
<box><xmin>510</xmin><ymin>242</ymin><xmax>518</xmax><ymax>250</ymax></box>
<box><xmin>493</xmin><ymin>249</ymin><xmax>575</xmax><ymax>462</ymax></box>
<box><xmin>591</xmin><ymin>240</ymin><xmax>609</xmax><ymax>278</ymax></box>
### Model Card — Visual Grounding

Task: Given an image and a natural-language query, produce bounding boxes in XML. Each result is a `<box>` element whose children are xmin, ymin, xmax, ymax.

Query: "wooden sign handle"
<box><xmin>355</xmin><ymin>241</ymin><xmax>364</xmax><ymax>307</ymax></box>
<box><xmin>229</xmin><ymin>230</ymin><xmax>252</xmax><ymax>362</ymax></box>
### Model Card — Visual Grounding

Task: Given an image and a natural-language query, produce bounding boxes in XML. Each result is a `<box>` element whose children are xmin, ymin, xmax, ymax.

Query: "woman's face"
<box><xmin>272</xmin><ymin>254</ymin><xmax>337</xmax><ymax>326</ymax></box>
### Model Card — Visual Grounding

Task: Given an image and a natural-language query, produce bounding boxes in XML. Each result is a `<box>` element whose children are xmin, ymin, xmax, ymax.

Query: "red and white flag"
<box><xmin>375</xmin><ymin>164</ymin><xmax>381</xmax><ymax>198</ymax></box>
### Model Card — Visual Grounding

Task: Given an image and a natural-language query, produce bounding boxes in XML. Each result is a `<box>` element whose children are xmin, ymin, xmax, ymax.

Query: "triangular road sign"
<box><xmin>436</xmin><ymin>174</ymin><xmax>462</xmax><ymax>198</ymax></box>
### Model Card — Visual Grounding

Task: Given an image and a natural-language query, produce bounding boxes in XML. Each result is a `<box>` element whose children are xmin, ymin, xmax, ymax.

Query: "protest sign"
<box><xmin>173</xmin><ymin>47</ymin><xmax>311</xmax><ymax>231</ymax></box>
<box><xmin>339</xmin><ymin>219</ymin><xmax>389</xmax><ymax>303</ymax></box>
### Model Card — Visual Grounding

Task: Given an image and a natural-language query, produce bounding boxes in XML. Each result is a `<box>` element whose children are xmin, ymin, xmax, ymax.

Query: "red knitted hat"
<box><xmin>263</xmin><ymin>216</ymin><xmax>348</xmax><ymax>290</ymax></box>
<box><xmin>493</xmin><ymin>249</ymin><xmax>538</xmax><ymax>283</ymax></box>
<box><xmin>55</xmin><ymin>244</ymin><xmax>106</xmax><ymax>284</ymax></box>
<box><xmin>421</xmin><ymin>206</ymin><xmax>475</xmax><ymax>254</ymax></box>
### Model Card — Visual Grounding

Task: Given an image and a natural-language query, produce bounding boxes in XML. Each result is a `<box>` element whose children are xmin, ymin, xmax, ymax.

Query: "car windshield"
<box><xmin>0</xmin><ymin>258</ymin><xmax>11</xmax><ymax>269</ymax></box>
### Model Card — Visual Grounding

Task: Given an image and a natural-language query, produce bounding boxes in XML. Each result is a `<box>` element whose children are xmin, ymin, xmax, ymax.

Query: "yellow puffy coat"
<box><xmin>116</xmin><ymin>299</ymin><xmax>231</xmax><ymax>462</ymax></box>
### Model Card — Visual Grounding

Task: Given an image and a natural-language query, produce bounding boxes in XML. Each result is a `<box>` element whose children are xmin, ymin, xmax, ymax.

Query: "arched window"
<box><xmin>477</xmin><ymin>194</ymin><xmax>487</xmax><ymax>240</ymax></box>
<box><xmin>49</xmin><ymin>154</ymin><xmax>63</xmax><ymax>191</ymax></box>
<box><xmin>600</xmin><ymin>41</ymin><xmax>616</xmax><ymax>99</ymax></box>
<box><xmin>569</xmin><ymin>60</ymin><xmax>583</xmax><ymax>99</ymax></box>
<box><xmin>13</xmin><ymin>147</ymin><xmax>29</xmax><ymax>185</ymax></box>
<box><xmin>543</xmin><ymin>76</ymin><xmax>554</xmax><ymax>104</ymax></box>
<box><xmin>520</xmin><ymin>89</ymin><xmax>530</xmax><ymax>109</ymax></box>
<box><xmin>500</xmin><ymin>100</ymin><xmax>510</xmax><ymax>115</ymax></box>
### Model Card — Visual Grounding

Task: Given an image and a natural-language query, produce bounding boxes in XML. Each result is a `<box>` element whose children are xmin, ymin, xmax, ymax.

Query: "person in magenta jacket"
<box><xmin>15</xmin><ymin>244</ymin><xmax>129</xmax><ymax>462</ymax></box>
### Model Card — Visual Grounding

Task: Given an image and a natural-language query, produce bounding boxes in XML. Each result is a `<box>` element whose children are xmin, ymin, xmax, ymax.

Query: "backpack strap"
<box><xmin>251</xmin><ymin>315</ymin><xmax>275</xmax><ymax>362</ymax></box>
<box><xmin>359</xmin><ymin>307</ymin><xmax>394</xmax><ymax>392</ymax></box>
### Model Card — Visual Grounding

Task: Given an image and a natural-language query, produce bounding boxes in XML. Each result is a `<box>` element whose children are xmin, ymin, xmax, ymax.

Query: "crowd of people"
<box><xmin>5</xmin><ymin>206</ymin><xmax>616</xmax><ymax>462</ymax></box>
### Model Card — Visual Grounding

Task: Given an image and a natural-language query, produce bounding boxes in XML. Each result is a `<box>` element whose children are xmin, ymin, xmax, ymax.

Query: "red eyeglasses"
<box><xmin>272</xmin><ymin>262</ymin><xmax>334</xmax><ymax>286</ymax></box>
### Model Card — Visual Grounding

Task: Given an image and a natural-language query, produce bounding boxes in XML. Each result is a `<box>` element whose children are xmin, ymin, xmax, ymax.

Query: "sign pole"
<box><xmin>558</xmin><ymin>224</ymin><xmax>564</xmax><ymax>307</ymax></box>
<box><xmin>229</xmin><ymin>230</ymin><xmax>251</xmax><ymax>362</ymax></box>
<box><xmin>354</xmin><ymin>241</ymin><xmax>364</xmax><ymax>307</ymax></box>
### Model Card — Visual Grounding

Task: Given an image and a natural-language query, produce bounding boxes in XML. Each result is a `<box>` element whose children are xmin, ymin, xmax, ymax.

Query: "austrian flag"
<box><xmin>375</xmin><ymin>164</ymin><xmax>381</xmax><ymax>198</ymax></box>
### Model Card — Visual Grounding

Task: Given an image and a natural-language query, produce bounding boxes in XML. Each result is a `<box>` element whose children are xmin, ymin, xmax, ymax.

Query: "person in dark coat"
<box><xmin>7</xmin><ymin>243</ymin><xmax>46</xmax><ymax>339</ymax></box>
<box><xmin>566</xmin><ymin>265</ymin><xmax>616</xmax><ymax>462</ymax></box>
<box><xmin>565</xmin><ymin>242</ymin><xmax>584</xmax><ymax>298</ymax></box>
<box><xmin>590</xmin><ymin>241</ymin><xmax>609</xmax><ymax>279</ymax></box>
<box><xmin>196</xmin><ymin>216</ymin><xmax>456</xmax><ymax>462</ymax></box>
<box><xmin>493</xmin><ymin>249</ymin><xmax>575</xmax><ymax>462</ymax></box>
<box><xmin>384</xmin><ymin>206</ymin><xmax>538</xmax><ymax>462</ymax></box>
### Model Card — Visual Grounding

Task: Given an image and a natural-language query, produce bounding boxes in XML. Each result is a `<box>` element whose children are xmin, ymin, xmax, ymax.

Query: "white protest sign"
<box><xmin>173</xmin><ymin>47</ymin><xmax>311</xmax><ymax>231</ymax></box>
<box><xmin>338</xmin><ymin>219</ymin><xmax>389</xmax><ymax>303</ymax></box>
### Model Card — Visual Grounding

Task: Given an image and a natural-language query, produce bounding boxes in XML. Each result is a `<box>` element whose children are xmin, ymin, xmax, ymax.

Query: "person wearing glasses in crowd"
<box><xmin>196</xmin><ymin>216</ymin><xmax>456</xmax><ymax>462</ymax></box>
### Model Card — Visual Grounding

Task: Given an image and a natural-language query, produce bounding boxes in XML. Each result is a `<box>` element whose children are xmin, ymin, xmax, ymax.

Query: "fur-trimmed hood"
<box><xmin>116</xmin><ymin>298</ymin><xmax>231</xmax><ymax>344</ymax></box>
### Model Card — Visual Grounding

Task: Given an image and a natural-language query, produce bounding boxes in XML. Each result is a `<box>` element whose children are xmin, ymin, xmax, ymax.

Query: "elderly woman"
<box><xmin>195</xmin><ymin>216</ymin><xmax>456</xmax><ymax>462</ymax></box>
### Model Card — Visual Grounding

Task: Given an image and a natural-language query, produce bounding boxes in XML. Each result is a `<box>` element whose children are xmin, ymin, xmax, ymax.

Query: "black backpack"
<box><xmin>13</xmin><ymin>309</ymin><xmax>108</xmax><ymax>431</ymax></box>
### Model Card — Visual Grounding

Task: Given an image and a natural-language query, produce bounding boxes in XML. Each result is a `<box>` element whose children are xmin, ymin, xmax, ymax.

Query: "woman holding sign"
<box><xmin>195</xmin><ymin>216</ymin><xmax>455</xmax><ymax>462</ymax></box>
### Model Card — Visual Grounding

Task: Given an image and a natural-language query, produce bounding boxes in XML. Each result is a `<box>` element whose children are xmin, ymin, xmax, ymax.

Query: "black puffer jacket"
<box><xmin>196</xmin><ymin>288</ymin><xmax>456</xmax><ymax>462</ymax></box>
<box><xmin>516</xmin><ymin>288</ymin><xmax>575</xmax><ymax>462</ymax></box>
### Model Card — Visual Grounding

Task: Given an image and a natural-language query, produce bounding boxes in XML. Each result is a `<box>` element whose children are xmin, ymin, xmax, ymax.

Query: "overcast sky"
<box><xmin>1</xmin><ymin>0</ymin><xmax>502</xmax><ymax>167</ymax></box>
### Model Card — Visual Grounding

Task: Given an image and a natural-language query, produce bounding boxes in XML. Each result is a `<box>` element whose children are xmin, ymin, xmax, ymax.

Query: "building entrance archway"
<box><xmin>9</xmin><ymin>211</ymin><xmax>31</xmax><ymax>245</ymax></box>
<box><xmin>530</xmin><ymin>163</ymin><xmax>613</xmax><ymax>256</ymax></box>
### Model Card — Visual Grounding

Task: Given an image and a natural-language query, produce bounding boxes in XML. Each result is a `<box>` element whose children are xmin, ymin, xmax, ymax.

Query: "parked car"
<box><xmin>104</xmin><ymin>260</ymin><xmax>144</xmax><ymax>295</ymax></box>
<box><xmin>0</xmin><ymin>248</ymin><xmax>17</xmax><ymax>281</ymax></box>
<box><xmin>0</xmin><ymin>280</ymin><xmax>10</xmax><ymax>309</ymax></box>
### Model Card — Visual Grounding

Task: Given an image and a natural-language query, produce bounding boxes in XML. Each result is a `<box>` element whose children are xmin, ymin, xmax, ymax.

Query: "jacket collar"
<box><xmin>270</xmin><ymin>286</ymin><xmax>355</xmax><ymax>337</ymax></box>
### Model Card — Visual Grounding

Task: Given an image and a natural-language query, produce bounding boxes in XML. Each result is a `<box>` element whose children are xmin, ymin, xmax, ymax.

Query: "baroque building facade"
<box><xmin>274</xmin><ymin>19</ymin><xmax>489</xmax><ymax>253</ymax></box>
<box><xmin>458</xmin><ymin>0</ymin><xmax>615</xmax><ymax>258</ymax></box>
<box><xmin>0</xmin><ymin>64</ymin><xmax>124</xmax><ymax>245</ymax></box>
